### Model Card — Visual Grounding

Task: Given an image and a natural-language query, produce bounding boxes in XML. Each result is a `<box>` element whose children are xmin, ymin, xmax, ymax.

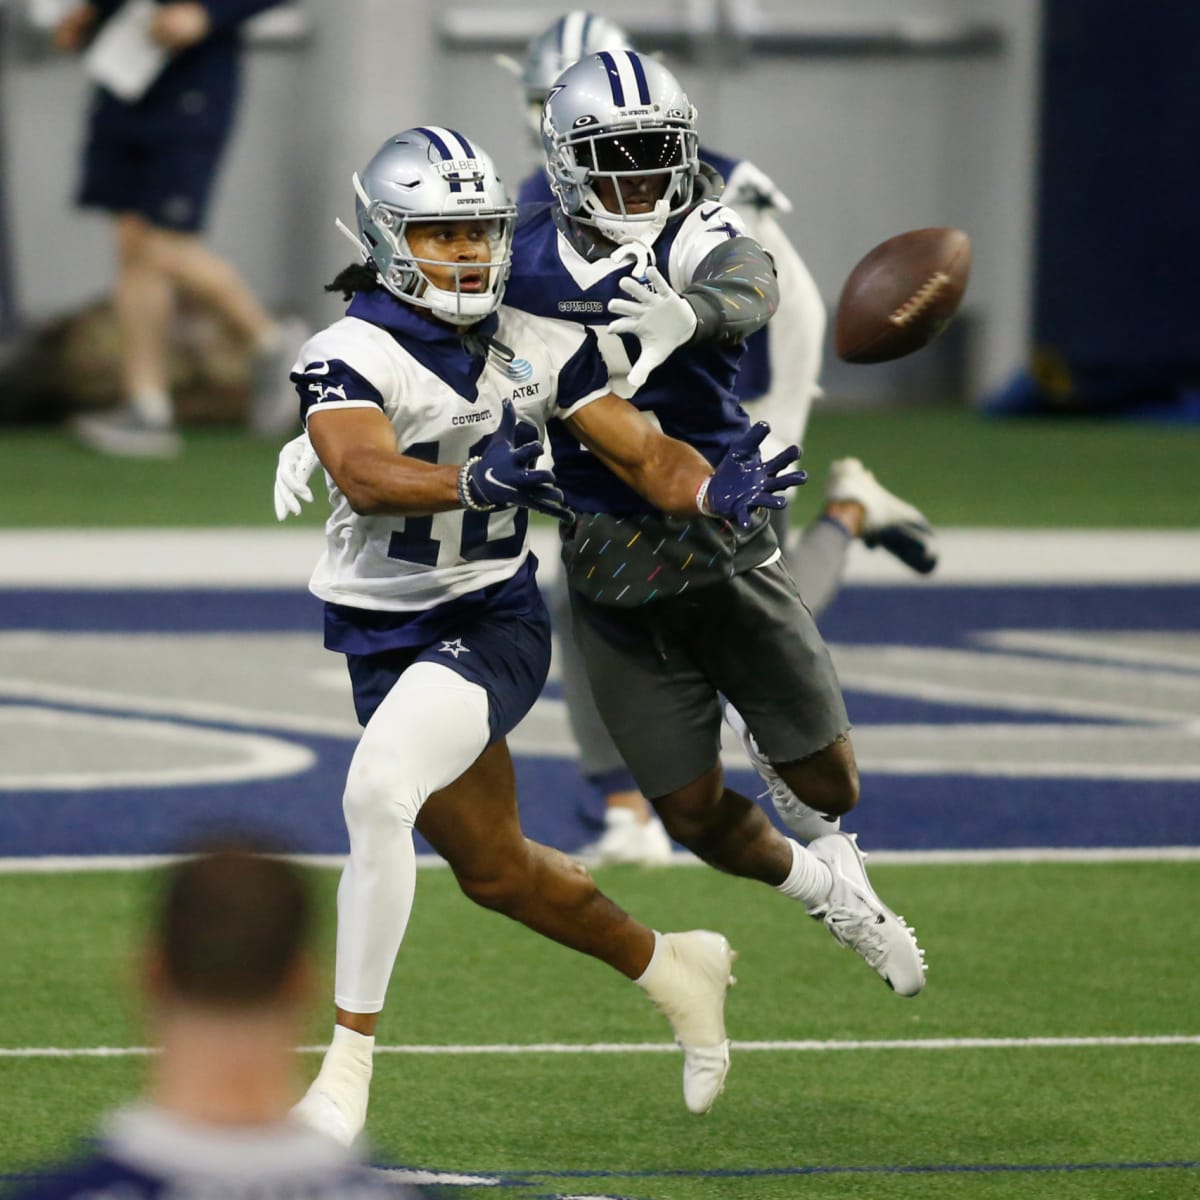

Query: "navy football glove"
<box><xmin>702</xmin><ymin>422</ymin><xmax>807</xmax><ymax>530</ymax></box>
<box><xmin>462</xmin><ymin>400</ymin><xmax>574</xmax><ymax>523</ymax></box>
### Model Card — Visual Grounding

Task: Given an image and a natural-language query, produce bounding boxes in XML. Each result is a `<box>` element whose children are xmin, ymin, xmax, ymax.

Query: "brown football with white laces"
<box><xmin>835</xmin><ymin>228</ymin><xmax>971</xmax><ymax>364</ymax></box>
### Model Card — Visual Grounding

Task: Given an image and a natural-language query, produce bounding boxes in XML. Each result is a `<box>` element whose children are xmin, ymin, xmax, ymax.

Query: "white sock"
<box><xmin>310</xmin><ymin>1023</ymin><xmax>374</xmax><ymax>1090</ymax></box>
<box><xmin>130</xmin><ymin>388</ymin><xmax>172</xmax><ymax>426</ymax></box>
<box><xmin>633</xmin><ymin>930</ymin><xmax>664</xmax><ymax>988</ymax></box>
<box><xmin>775</xmin><ymin>838</ymin><xmax>833</xmax><ymax>908</ymax></box>
<box><xmin>330</xmin><ymin>1023</ymin><xmax>374</xmax><ymax>1058</ymax></box>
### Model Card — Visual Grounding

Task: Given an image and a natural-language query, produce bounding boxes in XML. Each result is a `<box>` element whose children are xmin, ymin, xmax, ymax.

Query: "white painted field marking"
<box><xmin>4</xmin><ymin>529</ymin><xmax>1200</xmax><ymax>585</ymax></box>
<box><xmin>2</xmin><ymin>1035</ymin><xmax>1197</xmax><ymax>1059</ymax></box>
<box><xmin>0</xmin><ymin>676</ymin><xmax>361</xmax><ymax>740</ymax></box>
<box><xmin>0</xmin><ymin>706</ymin><xmax>314</xmax><ymax>789</ymax></box>
<box><xmin>2</xmin><ymin>847</ymin><xmax>1199</xmax><ymax>873</ymax></box>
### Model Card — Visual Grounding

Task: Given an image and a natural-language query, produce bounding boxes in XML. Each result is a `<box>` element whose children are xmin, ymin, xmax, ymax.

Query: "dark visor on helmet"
<box><xmin>586</xmin><ymin>131</ymin><xmax>688</xmax><ymax>173</ymax></box>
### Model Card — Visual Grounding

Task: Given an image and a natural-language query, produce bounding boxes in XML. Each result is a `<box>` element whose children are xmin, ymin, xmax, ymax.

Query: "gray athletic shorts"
<box><xmin>568</xmin><ymin>556</ymin><xmax>851</xmax><ymax>799</ymax></box>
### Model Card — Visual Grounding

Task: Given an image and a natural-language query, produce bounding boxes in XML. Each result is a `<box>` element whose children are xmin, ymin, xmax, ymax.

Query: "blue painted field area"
<box><xmin>2</xmin><ymin>583</ymin><xmax>1198</xmax><ymax>858</ymax></box>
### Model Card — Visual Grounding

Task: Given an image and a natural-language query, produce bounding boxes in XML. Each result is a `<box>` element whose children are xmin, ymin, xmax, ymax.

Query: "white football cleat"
<box><xmin>806</xmin><ymin>832</ymin><xmax>926</xmax><ymax>997</ymax></box>
<box><xmin>291</xmin><ymin>1031</ymin><xmax>373</xmax><ymax>1146</ymax></box>
<box><xmin>575</xmin><ymin>808</ymin><xmax>674</xmax><ymax>866</ymax></box>
<box><xmin>826</xmin><ymin>457</ymin><xmax>938</xmax><ymax>574</ymax></box>
<box><xmin>723</xmin><ymin>703</ymin><xmax>840</xmax><ymax>843</ymax></box>
<box><xmin>638</xmin><ymin>931</ymin><xmax>738</xmax><ymax>1114</ymax></box>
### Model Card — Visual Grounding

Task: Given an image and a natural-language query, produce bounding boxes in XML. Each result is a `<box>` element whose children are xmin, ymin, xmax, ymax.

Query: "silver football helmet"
<box><xmin>541</xmin><ymin>51</ymin><xmax>699</xmax><ymax>245</ymax></box>
<box><xmin>518</xmin><ymin>11</ymin><xmax>632</xmax><ymax>141</ymax></box>
<box><xmin>337</xmin><ymin>127</ymin><xmax>517</xmax><ymax>326</ymax></box>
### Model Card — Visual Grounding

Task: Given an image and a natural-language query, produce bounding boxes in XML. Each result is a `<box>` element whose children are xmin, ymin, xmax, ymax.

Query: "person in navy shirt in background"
<box><xmin>6</xmin><ymin>840</ymin><xmax>425</xmax><ymax>1200</ymax></box>
<box><xmin>53</xmin><ymin>1</ymin><xmax>307</xmax><ymax>456</ymax></box>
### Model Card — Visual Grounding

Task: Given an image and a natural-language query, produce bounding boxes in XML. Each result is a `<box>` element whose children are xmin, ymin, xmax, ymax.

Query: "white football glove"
<box><xmin>606</xmin><ymin>265</ymin><xmax>698</xmax><ymax>390</ymax></box>
<box><xmin>273</xmin><ymin>432</ymin><xmax>320</xmax><ymax>521</ymax></box>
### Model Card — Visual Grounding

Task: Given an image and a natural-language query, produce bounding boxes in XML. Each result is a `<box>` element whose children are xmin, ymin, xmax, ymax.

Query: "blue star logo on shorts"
<box><xmin>438</xmin><ymin>638</ymin><xmax>469</xmax><ymax>659</ymax></box>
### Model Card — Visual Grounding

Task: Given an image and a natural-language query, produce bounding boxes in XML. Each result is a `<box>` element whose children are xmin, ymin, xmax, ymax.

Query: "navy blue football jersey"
<box><xmin>506</xmin><ymin>200</ymin><xmax>759</xmax><ymax>515</ymax></box>
<box><xmin>515</xmin><ymin>145</ymin><xmax>773</xmax><ymax>411</ymax></box>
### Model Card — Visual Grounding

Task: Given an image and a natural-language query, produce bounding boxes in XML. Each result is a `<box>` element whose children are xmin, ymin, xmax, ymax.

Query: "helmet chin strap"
<box><xmin>609</xmin><ymin>238</ymin><xmax>655</xmax><ymax>279</ymax></box>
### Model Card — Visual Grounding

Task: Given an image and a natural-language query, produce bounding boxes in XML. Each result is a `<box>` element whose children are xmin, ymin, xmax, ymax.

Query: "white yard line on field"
<box><xmin>1</xmin><ymin>1035</ymin><xmax>1198</xmax><ymax>1059</ymax></box>
<box><xmin>1</xmin><ymin>846</ymin><xmax>1199</xmax><ymax>873</ymax></box>
<box><xmin>3</xmin><ymin>529</ymin><xmax>1200</xmax><ymax>587</ymax></box>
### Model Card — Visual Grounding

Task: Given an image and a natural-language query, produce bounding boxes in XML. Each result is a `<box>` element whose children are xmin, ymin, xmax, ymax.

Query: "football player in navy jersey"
<box><xmin>284</xmin><ymin>127</ymin><xmax>808</xmax><ymax>1143</ymax></box>
<box><xmin>7</xmin><ymin>843</ymin><xmax>421</xmax><ymax>1200</ymax></box>
<box><xmin>501</xmin><ymin>12</ymin><xmax>939</xmax><ymax>865</ymax></box>
<box><xmin>497</xmin><ymin>50</ymin><xmax>927</xmax><ymax>996</ymax></box>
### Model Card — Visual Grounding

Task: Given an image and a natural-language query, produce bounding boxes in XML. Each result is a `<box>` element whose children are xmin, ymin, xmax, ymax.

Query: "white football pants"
<box><xmin>334</xmin><ymin>660</ymin><xmax>491</xmax><ymax>1013</ymax></box>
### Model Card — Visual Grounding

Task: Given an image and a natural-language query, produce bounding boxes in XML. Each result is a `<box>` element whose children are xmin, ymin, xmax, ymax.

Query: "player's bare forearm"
<box><xmin>566</xmin><ymin>395</ymin><xmax>711</xmax><ymax>518</ymax></box>
<box><xmin>308</xmin><ymin>408</ymin><xmax>460</xmax><ymax>517</ymax></box>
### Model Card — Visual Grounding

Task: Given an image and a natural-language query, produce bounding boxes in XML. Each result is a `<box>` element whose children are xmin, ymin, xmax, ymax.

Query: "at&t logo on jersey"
<box><xmin>503</xmin><ymin>357</ymin><xmax>534</xmax><ymax>382</ymax></box>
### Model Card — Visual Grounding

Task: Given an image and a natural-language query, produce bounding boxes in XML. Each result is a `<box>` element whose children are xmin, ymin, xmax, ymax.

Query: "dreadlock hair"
<box><xmin>325</xmin><ymin>262</ymin><xmax>383</xmax><ymax>301</ymax></box>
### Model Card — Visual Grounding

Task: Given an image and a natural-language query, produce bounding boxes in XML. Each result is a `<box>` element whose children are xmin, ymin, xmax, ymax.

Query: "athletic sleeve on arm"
<box><xmin>682</xmin><ymin>235</ymin><xmax>781</xmax><ymax>343</ymax></box>
<box><xmin>663</xmin><ymin>203</ymin><xmax>779</xmax><ymax>344</ymax></box>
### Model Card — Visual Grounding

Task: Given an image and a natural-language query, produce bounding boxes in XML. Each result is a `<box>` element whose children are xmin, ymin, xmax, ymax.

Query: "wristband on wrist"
<box><xmin>695</xmin><ymin>474</ymin><xmax>713</xmax><ymax>516</ymax></box>
<box><xmin>458</xmin><ymin>457</ymin><xmax>497</xmax><ymax>512</ymax></box>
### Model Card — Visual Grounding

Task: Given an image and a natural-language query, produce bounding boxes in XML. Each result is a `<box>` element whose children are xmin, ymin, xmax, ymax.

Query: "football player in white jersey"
<box><xmin>286</xmin><ymin>128</ymin><xmax>807</xmax><ymax>1145</ymax></box>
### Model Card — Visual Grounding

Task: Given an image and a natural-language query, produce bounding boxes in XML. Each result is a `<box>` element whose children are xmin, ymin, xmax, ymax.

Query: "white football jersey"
<box><xmin>293</xmin><ymin>305</ymin><xmax>608</xmax><ymax>612</ymax></box>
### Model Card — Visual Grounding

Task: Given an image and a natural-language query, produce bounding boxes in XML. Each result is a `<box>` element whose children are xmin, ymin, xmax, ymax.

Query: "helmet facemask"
<box><xmin>554</xmin><ymin>122</ymin><xmax>699</xmax><ymax>244</ymax></box>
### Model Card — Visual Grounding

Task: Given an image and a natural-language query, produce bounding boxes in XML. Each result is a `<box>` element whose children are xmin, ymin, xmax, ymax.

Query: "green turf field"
<box><xmin>3</xmin><ymin>406</ymin><xmax>1197</xmax><ymax>528</ymax></box>
<box><xmin>4</xmin><ymin>861</ymin><xmax>1198</xmax><ymax>1198</ymax></box>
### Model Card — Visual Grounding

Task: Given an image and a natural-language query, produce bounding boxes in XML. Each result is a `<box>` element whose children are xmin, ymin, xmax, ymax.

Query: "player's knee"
<box><xmin>651</xmin><ymin>767</ymin><xmax>724</xmax><ymax>845</ymax></box>
<box><xmin>342</xmin><ymin>749</ymin><xmax>423</xmax><ymax>832</ymax></box>
<box><xmin>779</xmin><ymin>735</ymin><xmax>860</xmax><ymax>817</ymax></box>
<box><xmin>455</xmin><ymin>862</ymin><xmax>529</xmax><ymax>916</ymax></box>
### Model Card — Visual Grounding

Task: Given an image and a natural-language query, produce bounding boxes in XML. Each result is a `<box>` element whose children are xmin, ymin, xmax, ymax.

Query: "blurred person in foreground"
<box><xmin>53</xmin><ymin>0</ymin><xmax>307</xmax><ymax>457</ymax></box>
<box><xmin>498</xmin><ymin>11</ymin><xmax>940</xmax><ymax>863</ymax></box>
<box><xmin>6</xmin><ymin>840</ymin><xmax>424</xmax><ymax>1200</ymax></box>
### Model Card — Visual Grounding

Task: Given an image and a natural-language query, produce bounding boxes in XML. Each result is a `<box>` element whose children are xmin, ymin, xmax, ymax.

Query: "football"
<box><xmin>834</xmin><ymin>227</ymin><xmax>971</xmax><ymax>364</ymax></box>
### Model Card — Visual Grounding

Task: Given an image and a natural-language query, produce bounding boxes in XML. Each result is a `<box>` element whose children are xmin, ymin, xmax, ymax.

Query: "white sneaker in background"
<box><xmin>249</xmin><ymin>316</ymin><xmax>310</xmax><ymax>437</ymax></box>
<box><xmin>825</xmin><ymin>457</ymin><xmax>938</xmax><ymax>574</ymax></box>
<box><xmin>575</xmin><ymin>807</ymin><xmax>674</xmax><ymax>866</ymax></box>
<box><xmin>806</xmin><ymin>832</ymin><xmax>926</xmax><ymax>997</ymax></box>
<box><xmin>723</xmin><ymin>703</ymin><xmax>840</xmax><ymax>842</ymax></box>
<box><xmin>638</xmin><ymin>930</ymin><xmax>738</xmax><ymax>1114</ymax></box>
<box><xmin>71</xmin><ymin>406</ymin><xmax>181</xmax><ymax>458</ymax></box>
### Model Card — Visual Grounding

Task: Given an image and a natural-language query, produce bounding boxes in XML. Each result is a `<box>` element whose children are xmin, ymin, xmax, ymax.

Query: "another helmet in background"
<box><xmin>343</xmin><ymin>127</ymin><xmax>517</xmax><ymax>326</ymax></box>
<box><xmin>519</xmin><ymin>11</ymin><xmax>633</xmax><ymax>141</ymax></box>
<box><xmin>541</xmin><ymin>50</ymin><xmax>699</xmax><ymax>246</ymax></box>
